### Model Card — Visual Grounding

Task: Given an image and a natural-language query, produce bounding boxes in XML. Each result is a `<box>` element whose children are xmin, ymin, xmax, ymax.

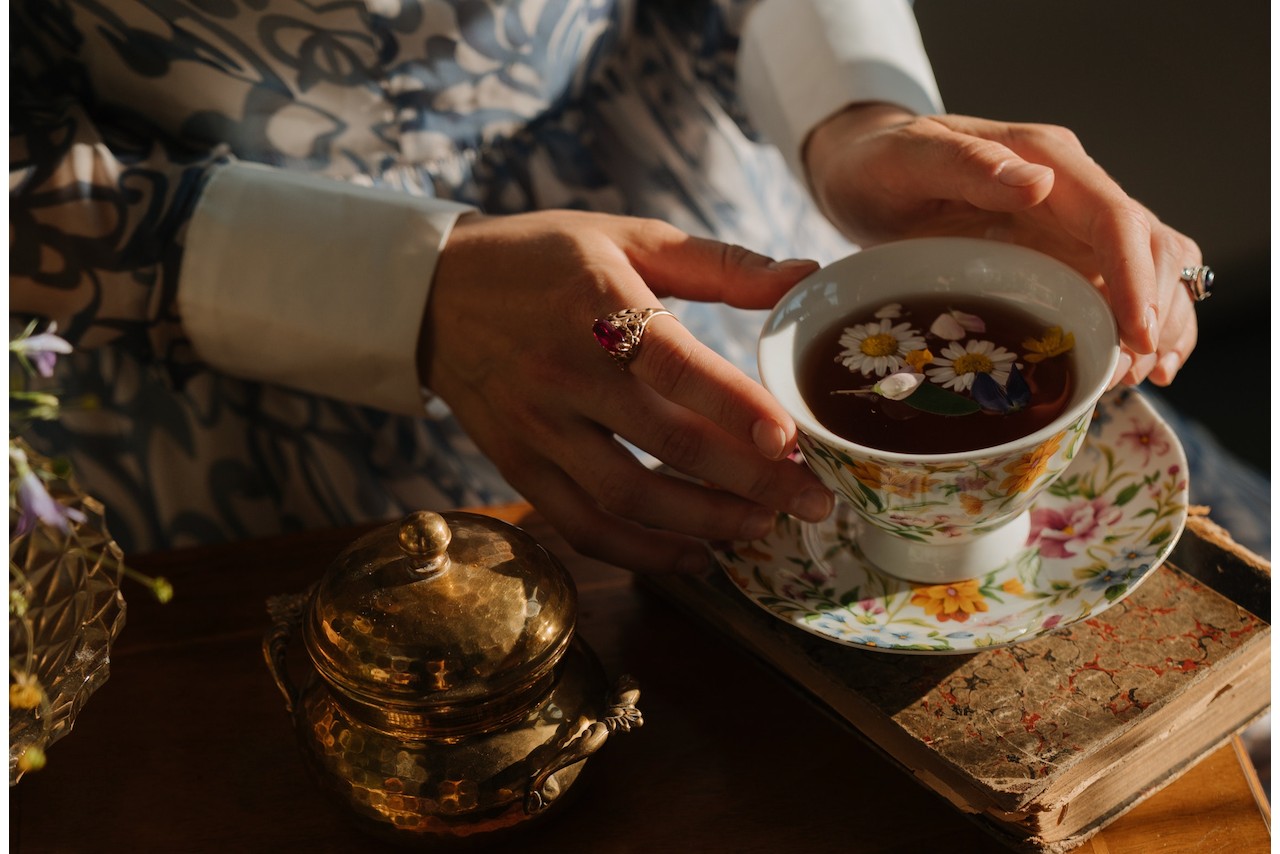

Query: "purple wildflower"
<box><xmin>11</xmin><ymin>322</ymin><xmax>72</xmax><ymax>378</ymax></box>
<box><xmin>14</xmin><ymin>469</ymin><xmax>85</xmax><ymax>537</ymax></box>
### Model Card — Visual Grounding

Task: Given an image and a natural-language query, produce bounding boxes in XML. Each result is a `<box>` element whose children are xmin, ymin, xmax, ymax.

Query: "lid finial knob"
<box><xmin>398</xmin><ymin>511</ymin><xmax>452</xmax><ymax>572</ymax></box>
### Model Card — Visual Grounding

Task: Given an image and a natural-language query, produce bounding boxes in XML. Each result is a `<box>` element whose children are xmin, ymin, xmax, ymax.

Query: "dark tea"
<box><xmin>799</xmin><ymin>295</ymin><xmax>1076</xmax><ymax>454</ymax></box>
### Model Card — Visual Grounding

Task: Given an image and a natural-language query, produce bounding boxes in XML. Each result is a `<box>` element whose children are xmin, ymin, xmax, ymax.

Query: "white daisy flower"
<box><xmin>926</xmin><ymin>339</ymin><xmax>1017</xmax><ymax>391</ymax></box>
<box><xmin>837</xmin><ymin>320</ymin><xmax>927</xmax><ymax>377</ymax></box>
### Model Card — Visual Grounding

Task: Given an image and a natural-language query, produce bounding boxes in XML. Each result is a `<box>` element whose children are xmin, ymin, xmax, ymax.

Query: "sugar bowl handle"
<box><xmin>525</xmin><ymin>675</ymin><xmax>643</xmax><ymax>814</ymax></box>
<box><xmin>263</xmin><ymin>589</ymin><xmax>312</xmax><ymax>714</ymax></box>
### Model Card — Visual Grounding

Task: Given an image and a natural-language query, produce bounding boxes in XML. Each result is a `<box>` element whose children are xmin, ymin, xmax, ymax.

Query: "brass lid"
<box><xmin>301</xmin><ymin>511</ymin><xmax>577</xmax><ymax>725</ymax></box>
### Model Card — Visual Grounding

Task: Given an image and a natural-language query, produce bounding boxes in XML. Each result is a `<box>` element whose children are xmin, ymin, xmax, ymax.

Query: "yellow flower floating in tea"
<box><xmin>801</xmin><ymin>297</ymin><xmax>1077</xmax><ymax>455</ymax></box>
<box><xmin>1022</xmin><ymin>326</ymin><xmax>1076</xmax><ymax>363</ymax></box>
<box><xmin>904</xmin><ymin>348</ymin><xmax>933</xmax><ymax>372</ymax></box>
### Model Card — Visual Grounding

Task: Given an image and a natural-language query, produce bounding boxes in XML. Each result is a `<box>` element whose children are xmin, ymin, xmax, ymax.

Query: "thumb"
<box><xmin>623</xmin><ymin>222</ymin><xmax>820</xmax><ymax>309</ymax></box>
<box><xmin>900</xmin><ymin>121</ymin><xmax>1056</xmax><ymax>213</ymax></box>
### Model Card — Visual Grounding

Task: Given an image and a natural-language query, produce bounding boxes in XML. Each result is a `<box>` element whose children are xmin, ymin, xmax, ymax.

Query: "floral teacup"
<box><xmin>759</xmin><ymin>237</ymin><xmax>1120</xmax><ymax>584</ymax></box>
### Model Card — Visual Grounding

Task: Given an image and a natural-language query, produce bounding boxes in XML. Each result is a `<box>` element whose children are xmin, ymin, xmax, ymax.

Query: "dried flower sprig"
<box><xmin>9</xmin><ymin>322</ymin><xmax>173</xmax><ymax>602</ymax></box>
<box><xmin>9</xmin><ymin>319</ymin><xmax>72</xmax><ymax>378</ymax></box>
<box><xmin>9</xmin><ymin>320</ymin><xmax>173</xmax><ymax>776</ymax></box>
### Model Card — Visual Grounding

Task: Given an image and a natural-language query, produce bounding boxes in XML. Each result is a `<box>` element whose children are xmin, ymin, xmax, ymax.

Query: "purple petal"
<box><xmin>1005</xmin><ymin>365</ymin><xmax>1031</xmax><ymax>410</ymax></box>
<box><xmin>31</xmin><ymin>350</ymin><xmax>58</xmax><ymax>378</ymax></box>
<box><xmin>14</xmin><ymin>505</ymin><xmax>36</xmax><ymax>538</ymax></box>
<box><xmin>971</xmin><ymin>372</ymin><xmax>1010</xmax><ymax>413</ymax></box>
<box><xmin>15</xmin><ymin>471</ymin><xmax>78</xmax><ymax>533</ymax></box>
<box><xmin>14</xmin><ymin>332</ymin><xmax>73</xmax><ymax>355</ymax></box>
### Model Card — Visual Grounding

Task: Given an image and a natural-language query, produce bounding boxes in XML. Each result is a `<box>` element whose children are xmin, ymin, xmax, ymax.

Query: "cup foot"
<box><xmin>856</xmin><ymin>512</ymin><xmax>1031</xmax><ymax>585</ymax></box>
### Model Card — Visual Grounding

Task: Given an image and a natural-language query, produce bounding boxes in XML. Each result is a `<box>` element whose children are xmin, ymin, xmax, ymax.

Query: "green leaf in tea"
<box><xmin>902</xmin><ymin>382</ymin><xmax>981</xmax><ymax>416</ymax></box>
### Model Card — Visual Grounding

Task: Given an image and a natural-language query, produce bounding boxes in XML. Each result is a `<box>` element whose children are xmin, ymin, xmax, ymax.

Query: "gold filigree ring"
<box><xmin>591</xmin><ymin>308</ymin><xmax>676</xmax><ymax>370</ymax></box>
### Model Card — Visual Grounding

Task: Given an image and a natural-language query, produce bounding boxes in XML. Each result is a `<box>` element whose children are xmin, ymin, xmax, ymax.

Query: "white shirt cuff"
<box><xmin>178</xmin><ymin>162</ymin><xmax>473</xmax><ymax>416</ymax></box>
<box><xmin>739</xmin><ymin>0</ymin><xmax>944</xmax><ymax>182</ymax></box>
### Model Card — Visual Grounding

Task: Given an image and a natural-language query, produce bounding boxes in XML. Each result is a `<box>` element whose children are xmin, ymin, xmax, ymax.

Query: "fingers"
<box><xmin>595</xmin><ymin>232</ymin><xmax>814</xmax><ymax>462</ymax></box>
<box><xmin>622</xmin><ymin>311</ymin><xmax>803</xmax><ymax>460</ymax></box>
<box><xmin>620</xmin><ymin>218</ymin><xmax>820</xmax><ymax>309</ymax></box>
<box><xmin>564</xmin><ymin>424</ymin><xmax>823</xmax><ymax>541</ymax></box>
<box><xmin>932</xmin><ymin>115</ymin><xmax>1161</xmax><ymax>356</ymax></box>
<box><xmin>486</xmin><ymin>413</ymin><xmax>817</xmax><ymax>573</ymax></box>
<box><xmin>884</xmin><ymin>118</ymin><xmax>1056</xmax><ymax>213</ymax></box>
<box><xmin>573</xmin><ymin>383</ymin><xmax>833</xmax><ymax>523</ymax></box>
<box><xmin>1078</xmin><ymin>200</ymin><xmax>1161</xmax><ymax>357</ymax></box>
<box><xmin>497</xmin><ymin>445</ymin><xmax>720</xmax><ymax>574</ymax></box>
<box><xmin>1142</xmin><ymin>216</ymin><xmax>1201</xmax><ymax>385</ymax></box>
<box><xmin>1102</xmin><ymin>205</ymin><xmax>1199</xmax><ymax>386</ymax></box>
<box><xmin>582</xmin><ymin>298</ymin><xmax>835</xmax><ymax>524</ymax></box>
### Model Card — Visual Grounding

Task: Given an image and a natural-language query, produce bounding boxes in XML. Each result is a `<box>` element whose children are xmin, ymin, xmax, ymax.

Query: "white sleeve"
<box><xmin>738</xmin><ymin>0</ymin><xmax>944</xmax><ymax>182</ymax></box>
<box><xmin>177</xmin><ymin>162</ymin><xmax>473</xmax><ymax>417</ymax></box>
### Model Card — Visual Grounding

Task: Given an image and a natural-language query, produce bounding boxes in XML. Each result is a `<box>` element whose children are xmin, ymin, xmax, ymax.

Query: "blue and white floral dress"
<box><xmin>9</xmin><ymin>0</ymin><xmax>1267</xmax><ymax>557</ymax></box>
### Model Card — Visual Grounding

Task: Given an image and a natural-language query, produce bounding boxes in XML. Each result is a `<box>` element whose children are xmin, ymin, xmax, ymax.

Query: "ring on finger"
<box><xmin>1178</xmin><ymin>265</ymin><xmax>1214</xmax><ymax>303</ymax></box>
<box><xmin>592</xmin><ymin>308</ymin><xmax>676</xmax><ymax>370</ymax></box>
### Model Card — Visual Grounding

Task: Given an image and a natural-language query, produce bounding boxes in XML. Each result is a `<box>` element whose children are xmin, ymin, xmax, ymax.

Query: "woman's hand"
<box><xmin>421</xmin><ymin>210</ymin><xmax>834</xmax><ymax>573</ymax></box>
<box><xmin>804</xmin><ymin>104</ymin><xmax>1202</xmax><ymax>388</ymax></box>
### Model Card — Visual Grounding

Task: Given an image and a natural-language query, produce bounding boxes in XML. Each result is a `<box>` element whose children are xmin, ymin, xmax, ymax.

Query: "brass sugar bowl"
<box><xmin>263</xmin><ymin>510</ymin><xmax>642</xmax><ymax>845</ymax></box>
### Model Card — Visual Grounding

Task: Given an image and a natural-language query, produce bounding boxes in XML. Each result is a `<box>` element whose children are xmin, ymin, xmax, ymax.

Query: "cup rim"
<box><xmin>759</xmin><ymin>237</ymin><xmax>1121</xmax><ymax>464</ymax></box>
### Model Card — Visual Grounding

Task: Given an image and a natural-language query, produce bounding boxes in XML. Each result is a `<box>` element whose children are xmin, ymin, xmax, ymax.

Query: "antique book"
<box><xmin>645</xmin><ymin>512</ymin><xmax>1270</xmax><ymax>852</ymax></box>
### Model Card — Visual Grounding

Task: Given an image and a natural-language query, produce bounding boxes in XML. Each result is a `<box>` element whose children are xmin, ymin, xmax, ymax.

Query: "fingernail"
<box><xmin>1108</xmin><ymin>352</ymin><xmax>1133</xmax><ymax>388</ymax></box>
<box><xmin>741</xmin><ymin>508</ymin><xmax>776</xmax><ymax>540</ymax></box>
<box><xmin>752</xmin><ymin>419</ymin><xmax>789</xmax><ymax>459</ymax></box>
<box><xmin>1143</xmin><ymin>306</ymin><xmax>1159</xmax><ymax>352</ymax></box>
<box><xmin>790</xmin><ymin>487</ymin><xmax>834</xmax><ymax>523</ymax></box>
<box><xmin>767</xmin><ymin>258</ymin><xmax>820</xmax><ymax>273</ymax></box>
<box><xmin>677</xmin><ymin>550</ymin><xmax>714</xmax><ymax>574</ymax></box>
<box><xmin>998</xmin><ymin>162</ymin><xmax>1053</xmax><ymax>187</ymax></box>
<box><xmin>1158</xmin><ymin>351</ymin><xmax>1181</xmax><ymax>382</ymax></box>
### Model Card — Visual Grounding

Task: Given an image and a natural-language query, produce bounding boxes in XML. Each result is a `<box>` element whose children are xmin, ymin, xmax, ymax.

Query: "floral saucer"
<box><xmin>713</xmin><ymin>389</ymin><xmax>1189</xmax><ymax>654</ymax></box>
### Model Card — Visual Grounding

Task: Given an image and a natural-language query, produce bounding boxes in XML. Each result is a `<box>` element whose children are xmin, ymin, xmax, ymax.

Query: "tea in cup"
<box><xmin>759</xmin><ymin>237</ymin><xmax>1120</xmax><ymax>584</ymax></box>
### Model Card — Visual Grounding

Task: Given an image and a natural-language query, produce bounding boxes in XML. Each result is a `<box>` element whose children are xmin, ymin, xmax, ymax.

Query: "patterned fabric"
<box><xmin>10</xmin><ymin>1</ymin><xmax>1268</xmax><ymax>560</ymax></box>
<box><xmin>9</xmin><ymin>0</ymin><xmax>852</xmax><ymax>552</ymax></box>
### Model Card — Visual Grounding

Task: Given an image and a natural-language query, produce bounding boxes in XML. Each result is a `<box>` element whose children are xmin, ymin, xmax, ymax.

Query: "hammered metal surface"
<box><xmin>265</xmin><ymin>511</ymin><xmax>642</xmax><ymax>843</ymax></box>
<box><xmin>304</xmin><ymin>512</ymin><xmax>576</xmax><ymax>713</ymax></box>
<box><xmin>296</xmin><ymin>639</ymin><xmax>604</xmax><ymax>843</ymax></box>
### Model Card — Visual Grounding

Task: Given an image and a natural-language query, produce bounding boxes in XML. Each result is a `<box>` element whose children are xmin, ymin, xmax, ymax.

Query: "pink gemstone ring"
<box><xmin>591</xmin><ymin>308</ymin><xmax>675</xmax><ymax>370</ymax></box>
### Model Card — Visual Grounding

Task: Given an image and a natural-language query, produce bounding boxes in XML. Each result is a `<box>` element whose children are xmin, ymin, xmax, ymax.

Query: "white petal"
<box><xmin>951</xmin><ymin>310</ymin><xmax>986</xmax><ymax>333</ymax></box>
<box><xmin>930</xmin><ymin>313</ymin><xmax>965</xmax><ymax>340</ymax></box>
<box><xmin>875</xmin><ymin>372</ymin><xmax>925</xmax><ymax>400</ymax></box>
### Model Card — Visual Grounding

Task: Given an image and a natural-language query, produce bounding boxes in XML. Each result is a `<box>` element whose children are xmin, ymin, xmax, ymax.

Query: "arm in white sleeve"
<box><xmin>178</xmin><ymin>162</ymin><xmax>473</xmax><ymax>417</ymax></box>
<box><xmin>738</xmin><ymin>0</ymin><xmax>944</xmax><ymax>182</ymax></box>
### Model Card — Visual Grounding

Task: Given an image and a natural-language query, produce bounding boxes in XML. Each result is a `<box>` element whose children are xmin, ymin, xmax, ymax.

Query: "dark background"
<box><xmin>913</xmin><ymin>0</ymin><xmax>1270</xmax><ymax>475</ymax></box>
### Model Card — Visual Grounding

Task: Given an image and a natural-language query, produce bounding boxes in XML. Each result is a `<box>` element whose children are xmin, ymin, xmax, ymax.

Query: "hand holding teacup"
<box><xmin>425</xmin><ymin>210</ymin><xmax>833</xmax><ymax>575</ymax></box>
<box><xmin>803</xmin><ymin>104</ymin><xmax>1204</xmax><ymax>389</ymax></box>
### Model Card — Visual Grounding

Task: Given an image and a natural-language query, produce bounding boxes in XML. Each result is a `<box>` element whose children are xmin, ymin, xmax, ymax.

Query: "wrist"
<box><xmin>803</xmin><ymin>102</ymin><xmax>915</xmax><ymax>213</ymax></box>
<box><xmin>417</xmin><ymin>210</ymin><xmax>490</xmax><ymax>393</ymax></box>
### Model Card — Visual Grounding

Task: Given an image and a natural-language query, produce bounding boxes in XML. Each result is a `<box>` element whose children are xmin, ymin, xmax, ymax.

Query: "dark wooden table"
<box><xmin>11</xmin><ymin>504</ymin><xmax>1270</xmax><ymax>853</ymax></box>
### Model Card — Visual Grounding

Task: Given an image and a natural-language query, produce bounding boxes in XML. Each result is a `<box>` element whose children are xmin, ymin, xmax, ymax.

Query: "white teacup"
<box><xmin>760</xmin><ymin>237</ymin><xmax>1121</xmax><ymax>584</ymax></box>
